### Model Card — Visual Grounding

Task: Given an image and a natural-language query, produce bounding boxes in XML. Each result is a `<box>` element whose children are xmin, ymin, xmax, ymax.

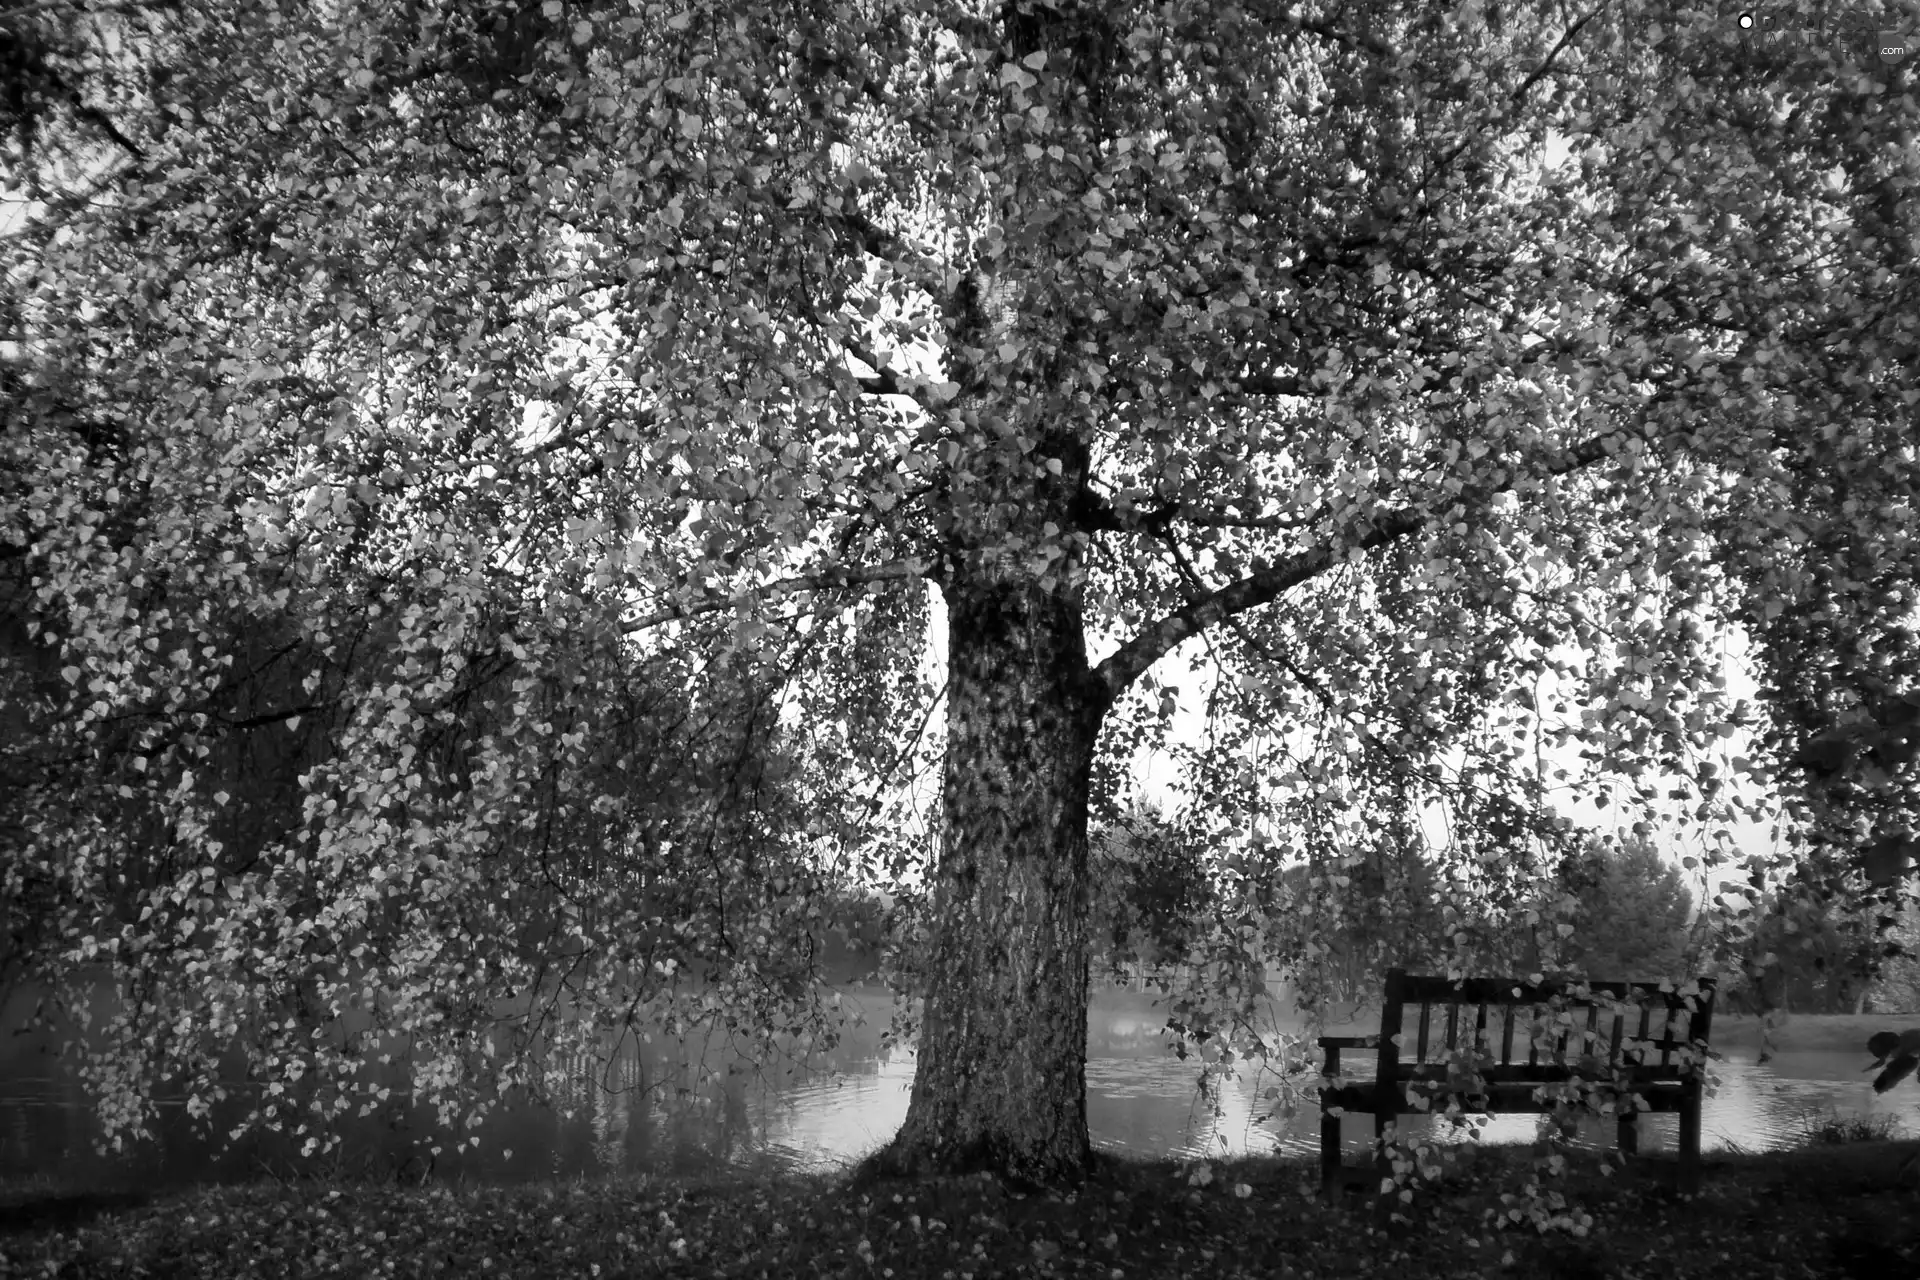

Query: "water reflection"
<box><xmin>4</xmin><ymin>986</ymin><xmax>1918</xmax><ymax>1191</ymax></box>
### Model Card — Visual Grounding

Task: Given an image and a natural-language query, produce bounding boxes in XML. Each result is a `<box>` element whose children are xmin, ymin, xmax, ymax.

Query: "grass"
<box><xmin>1790</xmin><ymin>1107</ymin><xmax>1908</xmax><ymax>1147</ymax></box>
<box><xmin>3</xmin><ymin>1131</ymin><xmax>1917</xmax><ymax>1279</ymax></box>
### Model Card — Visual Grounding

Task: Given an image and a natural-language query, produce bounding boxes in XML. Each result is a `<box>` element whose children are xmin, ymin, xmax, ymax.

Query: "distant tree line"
<box><xmin>1073</xmin><ymin>803</ymin><xmax>1702</xmax><ymax>1003</ymax></box>
<box><xmin>798</xmin><ymin>809</ymin><xmax>1920</xmax><ymax>1022</ymax></box>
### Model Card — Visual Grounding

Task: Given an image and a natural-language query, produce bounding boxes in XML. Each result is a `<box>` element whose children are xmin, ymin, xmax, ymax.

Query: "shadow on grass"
<box><xmin>1</xmin><ymin>1133</ymin><xmax>1916</xmax><ymax>1278</ymax></box>
<box><xmin>0</xmin><ymin>1184</ymin><xmax>156</xmax><ymax>1238</ymax></box>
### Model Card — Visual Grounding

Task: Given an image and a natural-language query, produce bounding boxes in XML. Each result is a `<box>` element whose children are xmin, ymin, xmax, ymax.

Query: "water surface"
<box><xmin>5</xmin><ymin>983</ymin><xmax>1916</xmax><ymax>1190</ymax></box>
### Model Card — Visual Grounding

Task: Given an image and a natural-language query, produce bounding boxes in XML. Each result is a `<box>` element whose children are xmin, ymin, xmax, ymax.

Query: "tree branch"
<box><xmin>1075</xmin><ymin>491</ymin><xmax>1327</xmax><ymax>538</ymax></box>
<box><xmin>72</xmin><ymin>100</ymin><xmax>146</xmax><ymax>160</ymax></box>
<box><xmin>809</xmin><ymin>202</ymin><xmax>953</xmax><ymax>306</ymax></box>
<box><xmin>844</xmin><ymin>340</ymin><xmax>944</xmax><ymax>408</ymax></box>
<box><xmin>1272</xmin><ymin>14</ymin><xmax>1394</xmax><ymax>59</ymax></box>
<box><xmin>619</xmin><ymin>557</ymin><xmax>934</xmax><ymax>634</ymax></box>
<box><xmin>223</xmin><ymin>703</ymin><xmax>327</xmax><ymax>732</ymax></box>
<box><xmin>1090</xmin><ymin>428</ymin><xmax>1623</xmax><ymax>700</ymax></box>
<box><xmin>3</xmin><ymin>19</ymin><xmax>151</xmax><ymax>160</ymax></box>
<box><xmin>1508</xmin><ymin>8</ymin><xmax>1605</xmax><ymax>105</ymax></box>
<box><xmin>1233</xmin><ymin>370</ymin><xmax>1309</xmax><ymax>396</ymax></box>
<box><xmin>0</xmin><ymin>0</ymin><xmax>170</xmax><ymax>19</ymax></box>
<box><xmin>1429</xmin><ymin>7</ymin><xmax>1606</xmax><ymax>180</ymax></box>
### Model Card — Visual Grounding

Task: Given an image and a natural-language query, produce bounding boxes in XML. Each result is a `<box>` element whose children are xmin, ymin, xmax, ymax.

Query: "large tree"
<box><xmin>5</xmin><ymin>0</ymin><xmax>1918</xmax><ymax>1187</ymax></box>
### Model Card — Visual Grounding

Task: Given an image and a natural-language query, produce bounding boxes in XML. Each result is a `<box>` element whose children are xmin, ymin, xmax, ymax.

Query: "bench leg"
<box><xmin>1677</xmin><ymin>1088</ymin><xmax>1701</xmax><ymax>1194</ymax></box>
<box><xmin>1617</xmin><ymin>1109</ymin><xmax>1639</xmax><ymax>1157</ymax></box>
<box><xmin>1321</xmin><ymin>1111</ymin><xmax>1341</xmax><ymax>1198</ymax></box>
<box><xmin>1369</xmin><ymin>1129</ymin><xmax>1398</xmax><ymax>1230</ymax></box>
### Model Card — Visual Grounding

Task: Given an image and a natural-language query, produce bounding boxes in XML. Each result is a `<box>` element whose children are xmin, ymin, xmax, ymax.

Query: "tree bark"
<box><xmin>873</xmin><ymin>574</ymin><xmax>1111</xmax><ymax>1186</ymax></box>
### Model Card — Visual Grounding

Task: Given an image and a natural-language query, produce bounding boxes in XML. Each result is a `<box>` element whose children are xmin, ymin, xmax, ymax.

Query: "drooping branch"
<box><xmin>1091</xmin><ymin>427</ymin><xmax>1626</xmax><ymax>701</ymax></box>
<box><xmin>859</xmin><ymin>674</ymin><xmax>949</xmax><ymax>821</ymax></box>
<box><xmin>619</xmin><ymin>557</ymin><xmax>935</xmax><ymax>634</ymax></box>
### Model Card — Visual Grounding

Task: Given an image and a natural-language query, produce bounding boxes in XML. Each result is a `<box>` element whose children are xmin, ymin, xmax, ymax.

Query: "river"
<box><xmin>4</xmin><ymin>981</ymin><xmax>1917</xmax><ymax>1191</ymax></box>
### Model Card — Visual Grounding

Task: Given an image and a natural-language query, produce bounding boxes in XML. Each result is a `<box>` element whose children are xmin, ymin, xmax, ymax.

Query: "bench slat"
<box><xmin>1391</xmin><ymin>973</ymin><xmax>1715</xmax><ymax>1006</ymax></box>
<box><xmin>1336</xmin><ymin>1060</ymin><xmax>1705</xmax><ymax>1086</ymax></box>
<box><xmin>1321</xmin><ymin>1083</ymin><xmax>1701</xmax><ymax>1115</ymax></box>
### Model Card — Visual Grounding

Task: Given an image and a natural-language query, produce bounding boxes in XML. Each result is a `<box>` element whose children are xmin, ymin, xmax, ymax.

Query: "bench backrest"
<box><xmin>1377</xmin><ymin>968</ymin><xmax>1716</xmax><ymax>1090</ymax></box>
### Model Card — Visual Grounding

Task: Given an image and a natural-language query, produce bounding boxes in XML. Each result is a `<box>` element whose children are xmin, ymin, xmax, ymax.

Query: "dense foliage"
<box><xmin>3</xmin><ymin>0</ymin><xmax>1918</xmax><ymax>1187</ymax></box>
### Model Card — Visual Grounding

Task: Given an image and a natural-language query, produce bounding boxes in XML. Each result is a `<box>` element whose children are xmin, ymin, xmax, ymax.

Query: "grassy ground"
<box><xmin>2</xmin><ymin>1125</ymin><xmax>1915</xmax><ymax>1279</ymax></box>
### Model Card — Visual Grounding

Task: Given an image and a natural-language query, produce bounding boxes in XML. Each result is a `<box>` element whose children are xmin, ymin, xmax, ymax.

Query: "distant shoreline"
<box><xmin>1709</xmin><ymin>1011</ymin><xmax>1920</xmax><ymax>1059</ymax></box>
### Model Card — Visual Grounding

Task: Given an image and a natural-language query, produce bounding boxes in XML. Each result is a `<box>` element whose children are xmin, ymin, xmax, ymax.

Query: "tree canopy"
<box><xmin>4</xmin><ymin>0</ymin><xmax>1918</xmax><ymax>1186</ymax></box>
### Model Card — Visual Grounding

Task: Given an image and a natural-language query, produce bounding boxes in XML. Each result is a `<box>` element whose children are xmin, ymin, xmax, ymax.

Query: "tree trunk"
<box><xmin>873</xmin><ymin>575</ymin><xmax>1110</xmax><ymax>1186</ymax></box>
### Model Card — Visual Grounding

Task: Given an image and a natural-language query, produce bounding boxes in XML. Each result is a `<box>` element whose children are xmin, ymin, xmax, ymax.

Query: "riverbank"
<box><xmin>4</xmin><ymin>1127</ymin><xmax>1915</xmax><ymax>1278</ymax></box>
<box><xmin>1710</xmin><ymin>1010</ymin><xmax>1919</xmax><ymax>1059</ymax></box>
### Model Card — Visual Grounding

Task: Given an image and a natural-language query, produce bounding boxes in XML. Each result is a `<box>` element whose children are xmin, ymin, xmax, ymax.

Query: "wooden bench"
<box><xmin>1318</xmin><ymin>968</ymin><xmax>1717</xmax><ymax>1197</ymax></box>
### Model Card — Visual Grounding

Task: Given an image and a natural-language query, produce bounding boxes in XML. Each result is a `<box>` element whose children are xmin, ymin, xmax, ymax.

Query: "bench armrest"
<box><xmin>1319</xmin><ymin>1035</ymin><xmax>1380</xmax><ymax>1075</ymax></box>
